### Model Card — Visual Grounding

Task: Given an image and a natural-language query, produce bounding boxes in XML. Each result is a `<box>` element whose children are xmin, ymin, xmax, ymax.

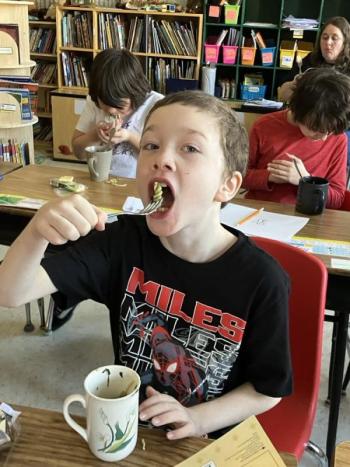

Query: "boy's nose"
<box><xmin>152</xmin><ymin>149</ymin><xmax>176</xmax><ymax>171</ymax></box>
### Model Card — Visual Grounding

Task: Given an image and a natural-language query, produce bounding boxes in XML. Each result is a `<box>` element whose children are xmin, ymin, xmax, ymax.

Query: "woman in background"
<box><xmin>278</xmin><ymin>16</ymin><xmax>350</xmax><ymax>103</ymax></box>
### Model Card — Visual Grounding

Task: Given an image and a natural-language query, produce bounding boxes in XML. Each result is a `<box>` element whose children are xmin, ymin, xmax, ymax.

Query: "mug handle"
<box><xmin>63</xmin><ymin>394</ymin><xmax>87</xmax><ymax>441</ymax></box>
<box><xmin>87</xmin><ymin>157</ymin><xmax>99</xmax><ymax>179</ymax></box>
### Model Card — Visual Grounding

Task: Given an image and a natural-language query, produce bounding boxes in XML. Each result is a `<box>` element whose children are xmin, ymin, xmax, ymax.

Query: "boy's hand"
<box><xmin>267</xmin><ymin>153</ymin><xmax>309</xmax><ymax>185</ymax></box>
<box><xmin>32</xmin><ymin>195</ymin><xmax>107</xmax><ymax>245</ymax></box>
<box><xmin>139</xmin><ymin>386</ymin><xmax>203</xmax><ymax>440</ymax></box>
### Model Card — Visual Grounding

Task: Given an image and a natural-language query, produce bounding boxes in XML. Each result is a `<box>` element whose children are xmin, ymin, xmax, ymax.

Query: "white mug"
<box><xmin>85</xmin><ymin>145</ymin><xmax>113</xmax><ymax>182</ymax></box>
<box><xmin>63</xmin><ymin>365</ymin><xmax>140</xmax><ymax>462</ymax></box>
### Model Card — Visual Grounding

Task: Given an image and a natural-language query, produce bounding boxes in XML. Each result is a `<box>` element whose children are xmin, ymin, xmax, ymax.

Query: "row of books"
<box><xmin>61</xmin><ymin>12</ymin><xmax>93</xmax><ymax>49</ymax></box>
<box><xmin>30</xmin><ymin>28</ymin><xmax>56</xmax><ymax>54</ymax></box>
<box><xmin>127</xmin><ymin>17</ymin><xmax>197</xmax><ymax>56</ymax></box>
<box><xmin>31</xmin><ymin>62</ymin><xmax>57</xmax><ymax>85</ymax></box>
<box><xmin>34</xmin><ymin>121</ymin><xmax>53</xmax><ymax>141</ymax></box>
<box><xmin>0</xmin><ymin>139</ymin><xmax>29</xmax><ymax>165</ymax></box>
<box><xmin>147</xmin><ymin>58</ymin><xmax>196</xmax><ymax>94</ymax></box>
<box><xmin>98</xmin><ymin>13</ymin><xmax>127</xmax><ymax>50</ymax></box>
<box><xmin>218</xmin><ymin>79</ymin><xmax>236</xmax><ymax>99</ymax></box>
<box><xmin>37</xmin><ymin>88</ymin><xmax>52</xmax><ymax>113</ymax></box>
<box><xmin>61</xmin><ymin>52</ymin><xmax>89</xmax><ymax>87</ymax></box>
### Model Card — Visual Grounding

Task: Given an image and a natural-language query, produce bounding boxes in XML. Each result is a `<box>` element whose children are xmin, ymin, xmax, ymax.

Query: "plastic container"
<box><xmin>279</xmin><ymin>40</ymin><xmax>296</xmax><ymax>68</ymax></box>
<box><xmin>241</xmin><ymin>46</ymin><xmax>256</xmax><ymax>65</ymax></box>
<box><xmin>207</xmin><ymin>4</ymin><xmax>222</xmax><ymax>23</ymax></box>
<box><xmin>205</xmin><ymin>36</ymin><xmax>220</xmax><ymax>63</ymax></box>
<box><xmin>224</xmin><ymin>4</ymin><xmax>240</xmax><ymax>25</ymax></box>
<box><xmin>260</xmin><ymin>46</ymin><xmax>275</xmax><ymax>66</ymax></box>
<box><xmin>240</xmin><ymin>84</ymin><xmax>267</xmax><ymax>100</ymax></box>
<box><xmin>222</xmin><ymin>45</ymin><xmax>238</xmax><ymax>64</ymax></box>
<box><xmin>296</xmin><ymin>41</ymin><xmax>313</xmax><ymax>62</ymax></box>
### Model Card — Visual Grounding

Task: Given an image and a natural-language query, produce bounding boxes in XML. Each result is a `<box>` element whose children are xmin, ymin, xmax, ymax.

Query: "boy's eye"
<box><xmin>142</xmin><ymin>142</ymin><xmax>159</xmax><ymax>151</ymax></box>
<box><xmin>183</xmin><ymin>145</ymin><xmax>199</xmax><ymax>153</ymax></box>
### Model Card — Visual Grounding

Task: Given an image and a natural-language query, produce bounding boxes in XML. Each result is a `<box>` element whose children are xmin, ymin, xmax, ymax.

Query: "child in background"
<box><xmin>0</xmin><ymin>91</ymin><xmax>292</xmax><ymax>440</ymax></box>
<box><xmin>72</xmin><ymin>48</ymin><xmax>163</xmax><ymax>178</ymax></box>
<box><xmin>243</xmin><ymin>68</ymin><xmax>350</xmax><ymax>209</ymax></box>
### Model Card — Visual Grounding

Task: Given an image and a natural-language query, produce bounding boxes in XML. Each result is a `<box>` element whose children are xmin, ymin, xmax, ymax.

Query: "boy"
<box><xmin>243</xmin><ymin>68</ymin><xmax>350</xmax><ymax>209</ymax></box>
<box><xmin>72</xmin><ymin>48</ymin><xmax>163</xmax><ymax>179</ymax></box>
<box><xmin>0</xmin><ymin>91</ymin><xmax>292</xmax><ymax>439</ymax></box>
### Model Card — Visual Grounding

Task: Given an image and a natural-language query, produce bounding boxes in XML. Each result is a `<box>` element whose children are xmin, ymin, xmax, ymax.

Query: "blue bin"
<box><xmin>240</xmin><ymin>84</ymin><xmax>267</xmax><ymax>100</ymax></box>
<box><xmin>260</xmin><ymin>47</ymin><xmax>276</xmax><ymax>67</ymax></box>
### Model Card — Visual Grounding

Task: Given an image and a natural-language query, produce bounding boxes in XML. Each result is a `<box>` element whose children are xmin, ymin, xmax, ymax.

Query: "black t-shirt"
<box><xmin>42</xmin><ymin>216</ymin><xmax>292</xmax><ymax>406</ymax></box>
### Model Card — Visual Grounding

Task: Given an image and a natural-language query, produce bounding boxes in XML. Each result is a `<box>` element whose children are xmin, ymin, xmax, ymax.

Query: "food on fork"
<box><xmin>153</xmin><ymin>181</ymin><xmax>164</xmax><ymax>203</ymax></box>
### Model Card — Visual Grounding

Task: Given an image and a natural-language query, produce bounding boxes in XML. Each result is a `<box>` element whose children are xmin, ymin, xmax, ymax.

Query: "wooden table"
<box><xmin>0</xmin><ymin>405</ymin><xmax>297</xmax><ymax>466</ymax></box>
<box><xmin>1</xmin><ymin>165</ymin><xmax>349</xmax><ymax>461</ymax></box>
<box><xmin>0</xmin><ymin>162</ymin><xmax>22</xmax><ymax>177</ymax></box>
<box><xmin>333</xmin><ymin>441</ymin><xmax>350</xmax><ymax>466</ymax></box>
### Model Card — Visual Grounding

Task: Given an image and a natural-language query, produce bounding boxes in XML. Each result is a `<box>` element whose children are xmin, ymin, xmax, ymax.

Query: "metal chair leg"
<box><xmin>37</xmin><ymin>297</ymin><xmax>46</xmax><ymax>329</ymax></box>
<box><xmin>305</xmin><ymin>441</ymin><xmax>328</xmax><ymax>466</ymax></box>
<box><xmin>24</xmin><ymin>303</ymin><xmax>35</xmax><ymax>333</ymax></box>
<box><xmin>42</xmin><ymin>297</ymin><xmax>55</xmax><ymax>335</ymax></box>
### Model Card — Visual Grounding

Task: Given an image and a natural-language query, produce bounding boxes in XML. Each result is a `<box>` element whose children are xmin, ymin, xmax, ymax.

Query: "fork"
<box><xmin>296</xmin><ymin>55</ymin><xmax>302</xmax><ymax>75</ymax></box>
<box><xmin>118</xmin><ymin>198</ymin><xmax>163</xmax><ymax>216</ymax></box>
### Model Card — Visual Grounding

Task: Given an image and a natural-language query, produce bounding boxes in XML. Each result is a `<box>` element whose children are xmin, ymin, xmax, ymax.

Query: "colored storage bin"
<box><xmin>241</xmin><ymin>46</ymin><xmax>256</xmax><ymax>65</ymax></box>
<box><xmin>279</xmin><ymin>40</ymin><xmax>296</xmax><ymax>68</ymax></box>
<box><xmin>207</xmin><ymin>4</ymin><xmax>222</xmax><ymax>23</ymax></box>
<box><xmin>296</xmin><ymin>41</ymin><xmax>313</xmax><ymax>62</ymax></box>
<box><xmin>224</xmin><ymin>4</ymin><xmax>240</xmax><ymax>25</ymax></box>
<box><xmin>260</xmin><ymin>47</ymin><xmax>275</xmax><ymax>66</ymax></box>
<box><xmin>222</xmin><ymin>45</ymin><xmax>238</xmax><ymax>64</ymax></box>
<box><xmin>205</xmin><ymin>36</ymin><xmax>221</xmax><ymax>63</ymax></box>
<box><xmin>240</xmin><ymin>84</ymin><xmax>267</xmax><ymax>100</ymax></box>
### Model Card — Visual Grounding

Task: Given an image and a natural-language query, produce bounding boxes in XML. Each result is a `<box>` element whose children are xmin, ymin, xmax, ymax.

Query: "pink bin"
<box><xmin>223</xmin><ymin>45</ymin><xmax>238</xmax><ymax>64</ymax></box>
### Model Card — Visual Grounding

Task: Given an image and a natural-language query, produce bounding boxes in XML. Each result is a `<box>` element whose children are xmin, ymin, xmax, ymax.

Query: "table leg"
<box><xmin>326</xmin><ymin>310</ymin><xmax>349</xmax><ymax>461</ymax></box>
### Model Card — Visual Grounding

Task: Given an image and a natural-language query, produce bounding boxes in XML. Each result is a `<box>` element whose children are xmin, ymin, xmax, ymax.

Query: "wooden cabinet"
<box><xmin>0</xmin><ymin>0</ymin><xmax>37</xmax><ymax>165</ymax></box>
<box><xmin>51</xmin><ymin>89</ymin><xmax>86</xmax><ymax>161</ymax></box>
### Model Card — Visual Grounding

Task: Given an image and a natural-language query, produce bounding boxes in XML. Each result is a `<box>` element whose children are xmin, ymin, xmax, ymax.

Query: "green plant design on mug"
<box><xmin>98</xmin><ymin>409</ymin><xmax>136</xmax><ymax>454</ymax></box>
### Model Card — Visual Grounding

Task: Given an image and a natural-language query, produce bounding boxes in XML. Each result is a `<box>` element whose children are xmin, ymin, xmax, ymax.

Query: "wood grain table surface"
<box><xmin>0</xmin><ymin>405</ymin><xmax>297</xmax><ymax>466</ymax></box>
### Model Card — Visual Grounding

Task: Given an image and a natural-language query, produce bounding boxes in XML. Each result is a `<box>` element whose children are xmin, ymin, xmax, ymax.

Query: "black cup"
<box><xmin>296</xmin><ymin>176</ymin><xmax>329</xmax><ymax>215</ymax></box>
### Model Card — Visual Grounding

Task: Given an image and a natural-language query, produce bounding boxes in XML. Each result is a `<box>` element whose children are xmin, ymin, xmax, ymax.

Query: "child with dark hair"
<box><xmin>243</xmin><ymin>67</ymin><xmax>350</xmax><ymax>209</ymax></box>
<box><xmin>72</xmin><ymin>48</ymin><xmax>163</xmax><ymax>178</ymax></box>
<box><xmin>0</xmin><ymin>91</ymin><xmax>292</xmax><ymax>440</ymax></box>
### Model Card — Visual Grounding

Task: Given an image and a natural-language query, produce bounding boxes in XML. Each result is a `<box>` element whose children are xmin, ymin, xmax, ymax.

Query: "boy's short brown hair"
<box><xmin>143</xmin><ymin>90</ymin><xmax>248</xmax><ymax>176</ymax></box>
<box><xmin>289</xmin><ymin>67</ymin><xmax>350</xmax><ymax>134</ymax></box>
<box><xmin>89</xmin><ymin>49</ymin><xmax>151</xmax><ymax>110</ymax></box>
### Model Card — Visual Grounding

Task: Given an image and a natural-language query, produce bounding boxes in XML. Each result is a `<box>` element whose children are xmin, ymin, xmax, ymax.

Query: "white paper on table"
<box><xmin>122</xmin><ymin>196</ymin><xmax>144</xmax><ymax>212</ymax></box>
<box><xmin>220</xmin><ymin>203</ymin><xmax>309</xmax><ymax>242</ymax></box>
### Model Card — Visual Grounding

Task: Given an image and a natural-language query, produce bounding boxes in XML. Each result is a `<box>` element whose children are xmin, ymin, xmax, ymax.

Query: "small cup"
<box><xmin>296</xmin><ymin>176</ymin><xmax>329</xmax><ymax>215</ymax></box>
<box><xmin>63</xmin><ymin>365</ymin><xmax>140</xmax><ymax>463</ymax></box>
<box><xmin>85</xmin><ymin>145</ymin><xmax>113</xmax><ymax>182</ymax></box>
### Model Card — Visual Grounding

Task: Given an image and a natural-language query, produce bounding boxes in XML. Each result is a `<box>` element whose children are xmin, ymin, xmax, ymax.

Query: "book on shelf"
<box><xmin>61</xmin><ymin>52</ymin><xmax>89</xmax><ymax>87</ymax></box>
<box><xmin>31</xmin><ymin>62</ymin><xmax>57</xmax><ymax>85</ymax></box>
<box><xmin>0</xmin><ymin>77</ymin><xmax>38</xmax><ymax>115</ymax></box>
<box><xmin>0</xmin><ymin>139</ymin><xmax>29</xmax><ymax>165</ymax></box>
<box><xmin>0</xmin><ymin>88</ymin><xmax>32</xmax><ymax>120</ymax></box>
<box><xmin>61</xmin><ymin>11</ymin><xmax>92</xmax><ymax>48</ymax></box>
<box><xmin>0</xmin><ymin>24</ymin><xmax>20</xmax><ymax>62</ymax></box>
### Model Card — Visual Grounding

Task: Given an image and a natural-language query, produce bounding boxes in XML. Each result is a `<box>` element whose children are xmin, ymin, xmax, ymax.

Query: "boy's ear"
<box><xmin>215</xmin><ymin>171</ymin><xmax>242</xmax><ymax>202</ymax></box>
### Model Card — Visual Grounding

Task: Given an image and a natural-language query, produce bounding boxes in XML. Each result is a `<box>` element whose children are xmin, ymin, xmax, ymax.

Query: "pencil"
<box><xmin>236</xmin><ymin>207</ymin><xmax>264</xmax><ymax>226</ymax></box>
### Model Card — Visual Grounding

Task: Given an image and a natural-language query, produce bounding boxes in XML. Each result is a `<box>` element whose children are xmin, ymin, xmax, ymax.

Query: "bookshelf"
<box><xmin>203</xmin><ymin>0</ymin><xmax>350</xmax><ymax>103</ymax></box>
<box><xmin>0</xmin><ymin>0</ymin><xmax>38</xmax><ymax>165</ymax></box>
<box><xmin>29</xmin><ymin>18</ymin><xmax>58</xmax><ymax>153</ymax></box>
<box><xmin>56</xmin><ymin>6</ymin><xmax>203</xmax><ymax>93</ymax></box>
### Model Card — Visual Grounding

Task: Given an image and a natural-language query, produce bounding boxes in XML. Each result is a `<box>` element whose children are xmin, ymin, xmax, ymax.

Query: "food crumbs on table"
<box><xmin>106</xmin><ymin>178</ymin><xmax>127</xmax><ymax>187</ymax></box>
<box><xmin>142</xmin><ymin>438</ymin><xmax>146</xmax><ymax>451</ymax></box>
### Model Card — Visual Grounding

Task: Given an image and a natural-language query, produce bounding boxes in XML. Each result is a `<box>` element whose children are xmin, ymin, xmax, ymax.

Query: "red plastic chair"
<box><xmin>252</xmin><ymin>237</ymin><xmax>328</xmax><ymax>461</ymax></box>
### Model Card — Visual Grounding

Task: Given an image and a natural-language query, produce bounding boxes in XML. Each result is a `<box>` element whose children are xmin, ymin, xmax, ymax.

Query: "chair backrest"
<box><xmin>252</xmin><ymin>236</ymin><xmax>328</xmax><ymax>459</ymax></box>
<box><xmin>340</xmin><ymin>190</ymin><xmax>350</xmax><ymax>211</ymax></box>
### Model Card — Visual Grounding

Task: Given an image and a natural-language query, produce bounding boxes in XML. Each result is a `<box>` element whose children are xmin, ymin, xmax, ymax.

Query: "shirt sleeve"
<box><xmin>325</xmin><ymin>134</ymin><xmax>347</xmax><ymax>209</ymax></box>
<box><xmin>242</xmin><ymin>123</ymin><xmax>272</xmax><ymax>191</ymax></box>
<box><xmin>75</xmin><ymin>96</ymin><xmax>98</xmax><ymax>133</ymax></box>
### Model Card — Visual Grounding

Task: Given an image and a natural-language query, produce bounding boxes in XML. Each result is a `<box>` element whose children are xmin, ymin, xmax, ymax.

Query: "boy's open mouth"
<box><xmin>152</xmin><ymin>181</ymin><xmax>174</xmax><ymax>211</ymax></box>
